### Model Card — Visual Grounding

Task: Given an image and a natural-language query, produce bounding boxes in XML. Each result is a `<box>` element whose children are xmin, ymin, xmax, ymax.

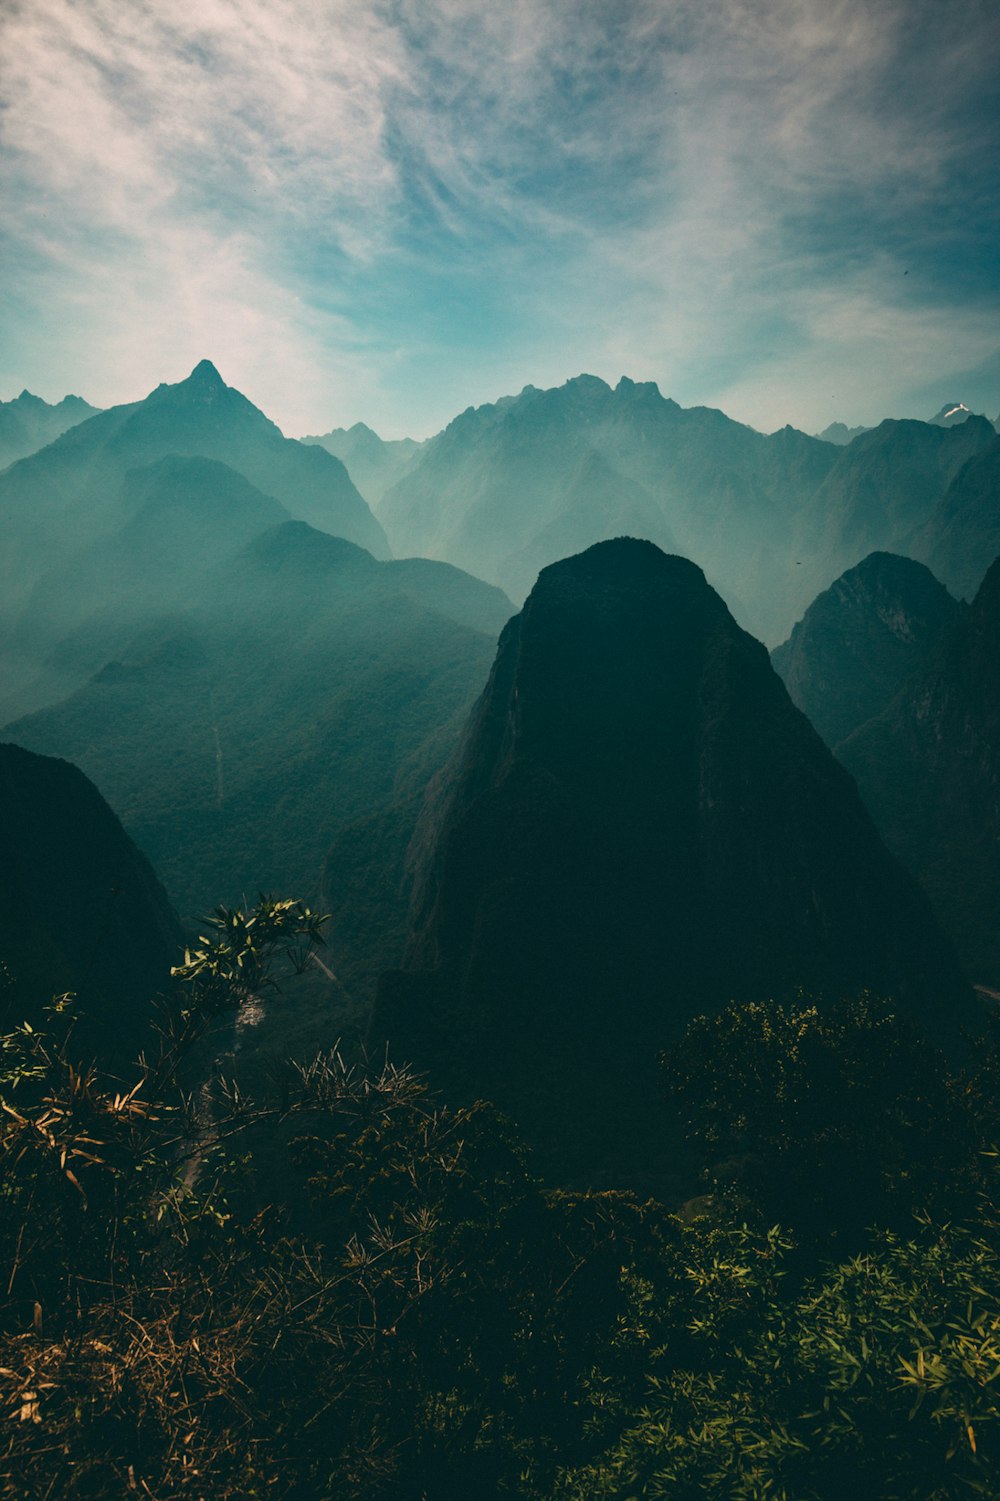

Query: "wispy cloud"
<box><xmin>1</xmin><ymin>0</ymin><xmax>998</xmax><ymax>433</ymax></box>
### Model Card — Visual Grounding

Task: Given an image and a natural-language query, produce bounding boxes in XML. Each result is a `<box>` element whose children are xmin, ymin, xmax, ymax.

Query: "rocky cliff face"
<box><xmin>839</xmin><ymin>554</ymin><xmax>1000</xmax><ymax>981</ymax></box>
<box><xmin>0</xmin><ymin>743</ymin><xmax>181</xmax><ymax>1057</ymax></box>
<box><xmin>375</xmin><ymin>539</ymin><xmax>969</xmax><ymax>1183</ymax></box>
<box><xmin>772</xmin><ymin>553</ymin><xmax>962</xmax><ymax>749</ymax></box>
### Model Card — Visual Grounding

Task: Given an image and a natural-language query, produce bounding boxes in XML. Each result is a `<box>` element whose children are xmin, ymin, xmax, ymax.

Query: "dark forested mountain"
<box><xmin>772</xmin><ymin>553</ymin><xmax>962</xmax><ymax>748</ymax></box>
<box><xmin>374</xmin><ymin>539</ymin><xmax>969</xmax><ymax>1183</ymax></box>
<box><xmin>0</xmin><ymin>389</ymin><xmax>100</xmax><ymax>470</ymax></box>
<box><xmin>912</xmin><ymin>435</ymin><xmax>1000</xmax><ymax>601</ymax></box>
<box><xmin>839</xmin><ymin>555</ymin><xmax>1000</xmax><ymax>981</ymax></box>
<box><xmin>377</xmin><ymin>375</ymin><xmax>838</xmax><ymax>642</ymax></box>
<box><xmin>0</xmin><ymin>362</ymin><xmax>389</xmax><ymax>720</ymax></box>
<box><xmin>6</xmin><ymin>523</ymin><xmax>510</xmax><ymax>919</ymax></box>
<box><xmin>301</xmin><ymin>421</ymin><xmax>421</xmax><ymax>506</ymax></box>
<box><xmin>0</xmin><ymin>742</ymin><xmax>180</xmax><ymax>1053</ymax></box>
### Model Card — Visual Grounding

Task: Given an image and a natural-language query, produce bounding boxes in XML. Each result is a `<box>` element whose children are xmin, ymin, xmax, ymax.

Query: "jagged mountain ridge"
<box><xmin>301</xmin><ymin>421</ymin><xmax>422</xmax><ymax>507</ymax></box>
<box><xmin>816</xmin><ymin>421</ymin><xmax>872</xmax><ymax>445</ymax></box>
<box><xmin>374</xmin><ymin>538</ymin><xmax>969</xmax><ymax>1183</ymax></box>
<box><xmin>375</xmin><ymin>375</ymin><xmax>998</xmax><ymax>644</ymax></box>
<box><xmin>0</xmin><ymin>389</ymin><xmax>100</xmax><ymax>470</ymax></box>
<box><xmin>378</xmin><ymin>374</ymin><xmax>839</xmax><ymax>642</ymax></box>
<box><xmin>0</xmin><ymin>363</ymin><xmax>389</xmax><ymax>720</ymax></box>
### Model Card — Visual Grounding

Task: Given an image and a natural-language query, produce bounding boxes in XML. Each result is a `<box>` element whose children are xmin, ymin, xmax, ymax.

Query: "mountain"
<box><xmin>0</xmin><ymin>389</ymin><xmax>100</xmax><ymax>470</ymax></box>
<box><xmin>0</xmin><ymin>362</ymin><xmax>389</xmax><ymax>719</ymax></box>
<box><xmin>374</xmin><ymin>539</ymin><xmax>970</xmax><ymax>1184</ymax></box>
<box><xmin>772</xmin><ymin>553</ymin><xmax>963</xmax><ymax>748</ymax></box>
<box><xmin>816</xmin><ymin>421</ymin><xmax>872</xmax><ymax>445</ymax></box>
<box><xmin>0</xmin><ymin>742</ymin><xmax>181</xmax><ymax>1056</ymax></box>
<box><xmin>911</xmin><ymin>436</ymin><xmax>1000</xmax><ymax>601</ymax></box>
<box><xmin>4</xmin><ymin>455</ymin><xmax>293</xmax><ymax>716</ymax></box>
<box><xmin>373</xmin><ymin>375</ymin><xmax>1000</xmax><ymax>647</ymax></box>
<box><xmin>301</xmin><ymin>421</ymin><xmax>421</xmax><ymax>507</ymax></box>
<box><xmin>6</xmin><ymin>522</ymin><xmax>511</xmax><ymax>919</ymax></box>
<box><xmin>809</xmin><ymin>416</ymin><xmax>996</xmax><ymax>571</ymax></box>
<box><xmin>929</xmin><ymin>402</ymin><xmax>980</xmax><ymax>427</ymax></box>
<box><xmin>377</xmin><ymin>375</ymin><xmax>839</xmax><ymax>643</ymax></box>
<box><xmin>839</xmin><ymin>555</ymin><xmax>1000</xmax><ymax>981</ymax></box>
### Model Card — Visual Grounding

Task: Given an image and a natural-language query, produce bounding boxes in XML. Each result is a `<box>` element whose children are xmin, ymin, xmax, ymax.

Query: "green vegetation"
<box><xmin>1</xmin><ymin>906</ymin><xmax>997</xmax><ymax>1498</ymax></box>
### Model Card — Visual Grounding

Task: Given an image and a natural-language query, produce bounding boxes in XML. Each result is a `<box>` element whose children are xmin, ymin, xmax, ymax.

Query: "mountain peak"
<box><xmin>187</xmin><ymin>359</ymin><xmax>226</xmax><ymax>388</ymax></box>
<box><xmin>930</xmin><ymin>401</ymin><xmax>978</xmax><ymax>427</ymax></box>
<box><xmin>535</xmin><ymin>536</ymin><xmax>706</xmax><ymax>593</ymax></box>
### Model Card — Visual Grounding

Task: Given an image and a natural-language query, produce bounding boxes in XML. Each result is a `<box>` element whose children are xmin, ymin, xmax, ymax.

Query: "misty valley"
<box><xmin>2</xmin><ymin>363</ymin><xmax>999</xmax><ymax>1499</ymax></box>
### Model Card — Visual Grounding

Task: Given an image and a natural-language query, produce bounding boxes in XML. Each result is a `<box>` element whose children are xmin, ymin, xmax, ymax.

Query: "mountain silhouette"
<box><xmin>772</xmin><ymin>552</ymin><xmax>962</xmax><ymax>748</ymax></box>
<box><xmin>0</xmin><ymin>742</ymin><xmax>181</xmax><ymax>1056</ymax></box>
<box><xmin>375</xmin><ymin>539</ymin><xmax>970</xmax><ymax>1183</ymax></box>
<box><xmin>839</xmin><ymin>554</ymin><xmax>1000</xmax><ymax>980</ymax></box>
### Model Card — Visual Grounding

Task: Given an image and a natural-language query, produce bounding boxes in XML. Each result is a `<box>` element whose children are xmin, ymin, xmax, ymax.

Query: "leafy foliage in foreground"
<box><xmin>0</xmin><ymin>918</ymin><xmax>997</xmax><ymax>1498</ymax></box>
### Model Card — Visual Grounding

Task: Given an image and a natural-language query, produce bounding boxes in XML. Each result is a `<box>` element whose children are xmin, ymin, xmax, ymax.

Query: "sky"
<box><xmin>1</xmin><ymin>0</ymin><xmax>999</xmax><ymax>439</ymax></box>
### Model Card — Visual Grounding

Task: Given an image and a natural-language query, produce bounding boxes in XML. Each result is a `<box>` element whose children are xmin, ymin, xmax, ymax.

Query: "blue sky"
<box><xmin>1</xmin><ymin>0</ymin><xmax>998</xmax><ymax>438</ymax></box>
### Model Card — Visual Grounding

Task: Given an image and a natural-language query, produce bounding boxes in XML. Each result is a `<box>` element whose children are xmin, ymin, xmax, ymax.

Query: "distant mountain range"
<box><xmin>816</xmin><ymin>421</ymin><xmax>872</xmax><ymax>445</ymax></box>
<box><xmin>6</xmin><ymin>522</ymin><xmax>511</xmax><ymax>918</ymax></box>
<box><xmin>2</xmin><ymin>354</ymin><xmax>997</xmax><ymax>1062</ymax></box>
<box><xmin>301</xmin><ymin>421</ymin><xmax>422</xmax><ymax>506</ymax></box>
<box><xmin>350</xmin><ymin>375</ymin><xmax>998</xmax><ymax>643</ymax></box>
<box><xmin>0</xmin><ymin>361</ymin><xmax>389</xmax><ymax>721</ymax></box>
<box><xmin>374</xmin><ymin>539</ymin><xmax>969</xmax><ymax>1183</ymax></box>
<box><xmin>0</xmin><ymin>389</ymin><xmax>100</xmax><ymax>470</ymax></box>
<box><xmin>816</xmin><ymin>402</ymin><xmax>999</xmax><ymax>445</ymax></box>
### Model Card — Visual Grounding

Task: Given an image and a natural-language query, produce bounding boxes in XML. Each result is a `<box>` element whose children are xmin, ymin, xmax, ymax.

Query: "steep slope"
<box><xmin>0</xmin><ymin>363</ymin><xmax>388</xmax><ymax>718</ymax></box>
<box><xmin>0</xmin><ymin>390</ymin><xmax>100</xmax><ymax>470</ymax></box>
<box><xmin>5</xmin><ymin>456</ymin><xmax>292</xmax><ymax>715</ymax></box>
<box><xmin>375</xmin><ymin>539</ymin><xmax>969</xmax><ymax>1183</ymax></box>
<box><xmin>6</xmin><ymin>523</ymin><xmax>509</xmax><ymax>918</ymax></box>
<box><xmin>378</xmin><ymin>375</ymin><xmax>837</xmax><ymax>642</ymax></box>
<box><xmin>839</xmin><ymin>555</ymin><xmax>1000</xmax><ymax>981</ymax></box>
<box><xmin>912</xmin><ymin>437</ymin><xmax>1000</xmax><ymax>600</ymax></box>
<box><xmin>0</xmin><ymin>743</ymin><xmax>181</xmax><ymax>1056</ymax></box>
<box><xmin>772</xmin><ymin>553</ymin><xmax>962</xmax><ymax>748</ymax></box>
<box><xmin>811</xmin><ymin>416</ymin><xmax>995</xmax><ymax>567</ymax></box>
<box><xmin>301</xmin><ymin>422</ymin><xmax>421</xmax><ymax>507</ymax></box>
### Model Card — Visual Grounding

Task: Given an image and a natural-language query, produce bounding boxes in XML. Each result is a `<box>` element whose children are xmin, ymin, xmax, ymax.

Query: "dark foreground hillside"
<box><xmin>0</xmin><ymin>742</ymin><xmax>180</xmax><ymax>1054</ymax></box>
